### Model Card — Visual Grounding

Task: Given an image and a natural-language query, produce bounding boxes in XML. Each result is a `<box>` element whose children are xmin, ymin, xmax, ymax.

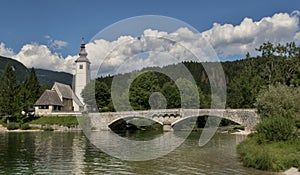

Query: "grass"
<box><xmin>0</xmin><ymin>117</ymin><xmax>7</xmax><ymax>127</ymax></box>
<box><xmin>7</xmin><ymin>122</ymin><xmax>19</xmax><ymax>130</ymax></box>
<box><xmin>237</xmin><ymin>136</ymin><xmax>300</xmax><ymax>171</ymax></box>
<box><xmin>29</xmin><ymin>116</ymin><xmax>79</xmax><ymax>127</ymax></box>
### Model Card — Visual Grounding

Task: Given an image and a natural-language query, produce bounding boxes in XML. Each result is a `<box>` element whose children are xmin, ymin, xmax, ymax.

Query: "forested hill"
<box><xmin>0</xmin><ymin>56</ymin><xmax>29</xmax><ymax>81</ymax></box>
<box><xmin>34</xmin><ymin>69</ymin><xmax>73</xmax><ymax>86</ymax></box>
<box><xmin>0</xmin><ymin>56</ymin><xmax>73</xmax><ymax>86</ymax></box>
<box><xmin>95</xmin><ymin>42</ymin><xmax>300</xmax><ymax>110</ymax></box>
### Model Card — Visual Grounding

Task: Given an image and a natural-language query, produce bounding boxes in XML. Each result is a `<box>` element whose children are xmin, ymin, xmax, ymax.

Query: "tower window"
<box><xmin>79</xmin><ymin>64</ymin><xmax>83</xmax><ymax>69</ymax></box>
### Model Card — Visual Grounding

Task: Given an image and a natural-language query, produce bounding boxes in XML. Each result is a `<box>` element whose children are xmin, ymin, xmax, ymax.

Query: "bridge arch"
<box><xmin>108</xmin><ymin>116</ymin><xmax>164</xmax><ymax>129</ymax></box>
<box><xmin>171</xmin><ymin>115</ymin><xmax>242</xmax><ymax>127</ymax></box>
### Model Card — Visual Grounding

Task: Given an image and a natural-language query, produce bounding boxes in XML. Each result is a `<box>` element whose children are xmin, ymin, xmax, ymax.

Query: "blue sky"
<box><xmin>0</xmin><ymin>0</ymin><xmax>300</xmax><ymax>75</ymax></box>
<box><xmin>0</xmin><ymin>0</ymin><xmax>298</xmax><ymax>56</ymax></box>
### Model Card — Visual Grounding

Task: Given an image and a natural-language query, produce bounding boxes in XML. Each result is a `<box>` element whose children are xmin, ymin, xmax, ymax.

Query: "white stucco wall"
<box><xmin>35</xmin><ymin>106</ymin><xmax>53</xmax><ymax>116</ymax></box>
<box><xmin>74</xmin><ymin>62</ymin><xmax>90</xmax><ymax>105</ymax></box>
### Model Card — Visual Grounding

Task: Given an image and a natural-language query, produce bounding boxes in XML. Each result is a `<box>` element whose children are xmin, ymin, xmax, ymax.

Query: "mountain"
<box><xmin>0</xmin><ymin>55</ymin><xmax>73</xmax><ymax>86</ymax></box>
<box><xmin>0</xmin><ymin>56</ymin><xmax>29</xmax><ymax>81</ymax></box>
<box><xmin>35</xmin><ymin>69</ymin><xmax>73</xmax><ymax>86</ymax></box>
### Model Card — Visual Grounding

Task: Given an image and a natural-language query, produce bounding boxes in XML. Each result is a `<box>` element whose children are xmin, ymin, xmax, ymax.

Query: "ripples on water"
<box><xmin>0</xmin><ymin>131</ymin><xmax>276</xmax><ymax>175</ymax></box>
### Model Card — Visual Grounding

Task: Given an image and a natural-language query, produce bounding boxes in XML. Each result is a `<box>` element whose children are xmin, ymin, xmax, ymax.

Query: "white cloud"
<box><xmin>0</xmin><ymin>12</ymin><xmax>299</xmax><ymax>77</ymax></box>
<box><xmin>0</xmin><ymin>43</ymin><xmax>15</xmax><ymax>57</ymax></box>
<box><xmin>203</xmin><ymin>12</ymin><xmax>300</xmax><ymax>57</ymax></box>
<box><xmin>14</xmin><ymin>43</ymin><xmax>69</xmax><ymax>71</ymax></box>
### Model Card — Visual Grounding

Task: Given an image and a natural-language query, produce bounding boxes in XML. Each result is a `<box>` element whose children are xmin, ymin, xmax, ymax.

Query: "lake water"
<box><xmin>0</xmin><ymin>131</ymin><xmax>276</xmax><ymax>175</ymax></box>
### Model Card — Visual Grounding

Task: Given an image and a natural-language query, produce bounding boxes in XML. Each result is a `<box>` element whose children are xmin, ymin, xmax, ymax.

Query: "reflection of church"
<box><xmin>34</xmin><ymin>39</ymin><xmax>91</xmax><ymax>116</ymax></box>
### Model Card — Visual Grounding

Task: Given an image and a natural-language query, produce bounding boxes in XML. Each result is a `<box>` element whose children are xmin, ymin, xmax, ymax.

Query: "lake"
<box><xmin>0</xmin><ymin>131</ymin><xmax>276</xmax><ymax>175</ymax></box>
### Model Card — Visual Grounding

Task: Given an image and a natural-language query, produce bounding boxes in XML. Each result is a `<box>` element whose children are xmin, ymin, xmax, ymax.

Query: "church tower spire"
<box><xmin>79</xmin><ymin>37</ymin><xmax>88</xmax><ymax>57</ymax></box>
<box><xmin>76</xmin><ymin>37</ymin><xmax>90</xmax><ymax>63</ymax></box>
<box><xmin>74</xmin><ymin>37</ymin><xmax>91</xmax><ymax>105</ymax></box>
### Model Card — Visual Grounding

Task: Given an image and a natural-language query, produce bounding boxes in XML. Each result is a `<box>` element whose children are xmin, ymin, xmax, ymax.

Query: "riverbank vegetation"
<box><xmin>29</xmin><ymin>116</ymin><xmax>78</xmax><ymax>126</ymax></box>
<box><xmin>0</xmin><ymin>116</ymin><xmax>79</xmax><ymax>130</ymax></box>
<box><xmin>237</xmin><ymin>84</ymin><xmax>300</xmax><ymax>171</ymax></box>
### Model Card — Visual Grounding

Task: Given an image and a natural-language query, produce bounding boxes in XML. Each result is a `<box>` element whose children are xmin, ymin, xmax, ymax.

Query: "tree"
<box><xmin>27</xmin><ymin>68</ymin><xmax>40</xmax><ymax>104</ymax></box>
<box><xmin>255</xmin><ymin>84</ymin><xmax>300</xmax><ymax>118</ymax></box>
<box><xmin>129</xmin><ymin>72</ymin><xmax>164</xmax><ymax>110</ymax></box>
<box><xmin>95</xmin><ymin>81</ymin><xmax>110</xmax><ymax>109</ymax></box>
<box><xmin>175</xmin><ymin>78</ymin><xmax>199</xmax><ymax>109</ymax></box>
<box><xmin>161</xmin><ymin>82</ymin><xmax>180</xmax><ymax>109</ymax></box>
<box><xmin>19</xmin><ymin>68</ymin><xmax>40</xmax><ymax>111</ymax></box>
<box><xmin>81</xmin><ymin>80</ymin><xmax>111</xmax><ymax>111</ymax></box>
<box><xmin>0</xmin><ymin>63</ymin><xmax>21</xmax><ymax>116</ymax></box>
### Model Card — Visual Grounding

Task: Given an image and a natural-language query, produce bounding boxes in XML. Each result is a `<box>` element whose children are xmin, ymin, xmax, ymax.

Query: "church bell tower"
<box><xmin>74</xmin><ymin>38</ymin><xmax>91</xmax><ymax>104</ymax></box>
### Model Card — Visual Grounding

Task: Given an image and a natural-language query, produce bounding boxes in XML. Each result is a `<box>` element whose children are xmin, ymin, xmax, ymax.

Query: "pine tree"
<box><xmin>27</xmin><ymin>68</ymin><xmax>40</xmax><ymax>108</ymax></box>
<box><xmin>0</xmin><ymin>63</ymin><xmax>21</xmax><ymax>116</ymax></box>
<box><xmin>19</xmin><ymin>67</ymin><xmax>41</xmax><ymax>112</ymax></box>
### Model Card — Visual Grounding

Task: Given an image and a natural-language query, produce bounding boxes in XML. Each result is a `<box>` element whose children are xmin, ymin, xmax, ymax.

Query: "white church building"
<box><xmin>34</xmin><ymin>39</ymin><xmax>91</xmax><ymax>116</ymax></box>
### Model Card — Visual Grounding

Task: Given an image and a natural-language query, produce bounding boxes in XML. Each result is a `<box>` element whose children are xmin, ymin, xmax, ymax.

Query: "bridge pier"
<box><xmin>162</xmin><ymin>121</ymin><xmax>172</xmax><ymax>132</ymax></box>
<box><xmin>163</xmin><ymin>124</ymin><xmax>173</xmax><ymax>132</ymax></box>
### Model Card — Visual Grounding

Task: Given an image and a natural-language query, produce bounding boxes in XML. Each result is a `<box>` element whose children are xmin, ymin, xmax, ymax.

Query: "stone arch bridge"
<box><xmin>87</xmin><ymin>109</ymin><xmax>259</xmax><ymax>131</ymax></box>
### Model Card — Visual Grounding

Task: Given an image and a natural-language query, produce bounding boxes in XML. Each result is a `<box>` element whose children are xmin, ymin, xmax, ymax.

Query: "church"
<box><xmin>34</xmin><ymin>39</ymin><xmax>91</xmax><ymax>116</ymax></box>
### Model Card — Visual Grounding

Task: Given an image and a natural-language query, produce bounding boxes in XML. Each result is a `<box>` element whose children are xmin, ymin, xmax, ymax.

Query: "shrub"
<box><xmin>42</xmin><ymin>127</ymin><xmax>54</xmax><ymax>131</ymax></box>
<box><xmin>7</xmin><ymin>122</ymin><xmax>19</xmax><ymax>130</ymax></box>
<box><xmin>255</xmin><ymin>115</ymin><xmax>296</xmax><ymax>142</ymax></box>
<box><xmin>21</xmin><ymin>123</ymin><xmax>31</xmax><ymax>130</ymax></box>
<box><xmin>237</xmin><ymin>139</ymin><xmax>274</xmax><ymax>170</ymax></box>
<box><xmin>0</xmin><ymin>117</ymin><xmax>7</xmax><ymax>127</ymax></box>
<box><xmin>237</xmin><ymin>138</ymin><xmax>300</xmax><ymax>171</ymax></box>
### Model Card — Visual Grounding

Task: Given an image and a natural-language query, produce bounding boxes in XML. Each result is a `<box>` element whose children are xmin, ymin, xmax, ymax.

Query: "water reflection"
<box><xmin>0</xmin><ymin>131</ymin><xmax>275</xmax><ymax>175</ymax></box>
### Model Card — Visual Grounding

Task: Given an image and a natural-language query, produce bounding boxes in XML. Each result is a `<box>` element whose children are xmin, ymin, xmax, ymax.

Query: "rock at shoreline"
<box><xmin>283</xmin><ymin>167</ymin><xmax>300</xmax><ymax>175</ymax></box>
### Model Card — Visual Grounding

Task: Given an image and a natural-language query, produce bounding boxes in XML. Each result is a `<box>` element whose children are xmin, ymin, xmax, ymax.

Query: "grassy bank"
<box><xmin>0</xmin><ymin>116</ymin><xmax>79</xmax><ymax>130</ymax></box>
<box><xmin>237</xmin><ymin>135</ymin><xmax>300</xmax><ymax>171</ymax></box>
<box><xmin>29</xmin><ymin>116</ymin><xmax>79</xmax><ymax>126</ymax></box>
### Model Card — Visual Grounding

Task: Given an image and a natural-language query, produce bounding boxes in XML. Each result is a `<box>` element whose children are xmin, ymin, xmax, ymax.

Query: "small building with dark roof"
<box><xmin>34</xmin><ymin>82</ymin><xmax>84</xmax><ymax>116</ymax></box>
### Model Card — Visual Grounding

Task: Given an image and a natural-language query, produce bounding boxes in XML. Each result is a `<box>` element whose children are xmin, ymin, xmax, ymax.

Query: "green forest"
<box><xmin>82</xmin><ymin>42</ymin><xmax>300</xmax><ymax>111</ymax></box>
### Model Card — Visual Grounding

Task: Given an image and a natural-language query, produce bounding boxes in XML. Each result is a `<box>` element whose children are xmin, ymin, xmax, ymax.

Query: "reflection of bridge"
<box><xmin>88</xmin><ymin>109</ymin><xmax>259</xmax><ymax>131</ymax></box>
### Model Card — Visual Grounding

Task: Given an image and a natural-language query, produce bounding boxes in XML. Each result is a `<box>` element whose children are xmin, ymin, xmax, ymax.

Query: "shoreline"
<box><xmin>283</xmin><ymin>167</ymin><xmax>300</xmax><ymax>175</ymax></box>
<box><xmin>0</xmin><ymin>124</ymin><xmax>81</xmax><ymax>132</ymax></box>
<box><xmin>230</xmin><ymin>129</ymin><xmax>252</xmax><ymax>135</ymax></box>
<box><xmin>0</xmin><ymin>125</ymin><xmax>252</xmax><ymax>135</ymax></box>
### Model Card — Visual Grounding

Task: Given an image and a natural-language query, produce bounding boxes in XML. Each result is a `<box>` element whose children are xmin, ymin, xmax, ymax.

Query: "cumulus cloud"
<box><xmin>0</xmin><ymin>11</ymin><xmax>299</xmax><ymax>77</ymax></box>
<box><xmin>203</xmin><ymin>11</ymin><xmax>300</xmax><ymax>57</ymax></box>
<box><xmin>0</xmin><ymin>43</ymin><xmax>15</xmax><ymax>57</ymax></box>
<box><xmin>14</xmin><ymin>43</ymin><xmax>69</xmax><ymax>71</ymax></box>
<box><xmin>86</xmin><ymin>28</ymin><xmax>216</xmax><ymax>77</ymax></box>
